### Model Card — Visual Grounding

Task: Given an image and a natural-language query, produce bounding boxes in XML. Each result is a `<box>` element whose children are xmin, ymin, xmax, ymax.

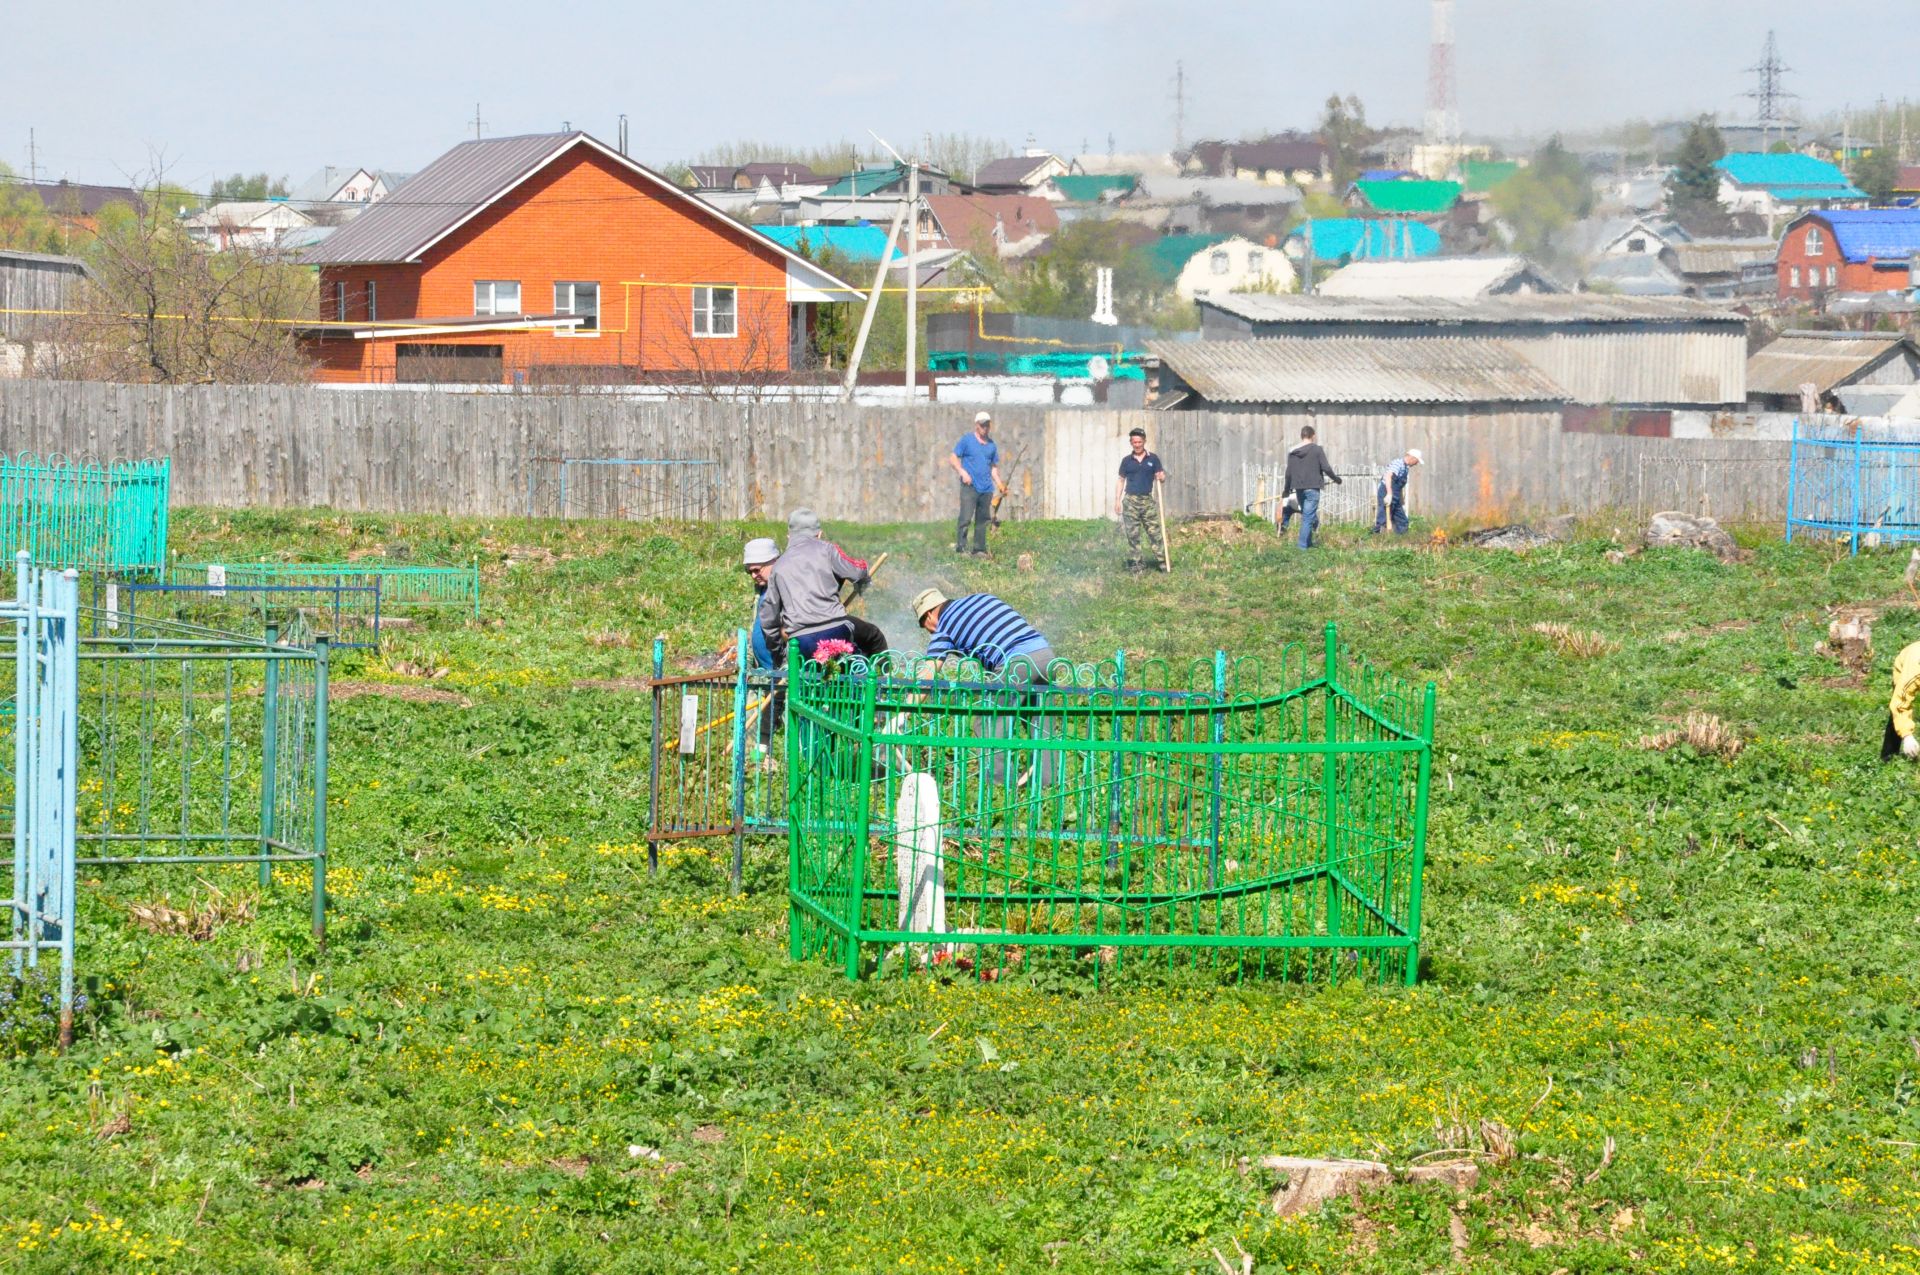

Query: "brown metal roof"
<box><xmin>302</xmin><ymin>132</ymin><xmax>581</xmax><ymax>264</ymax></box>
<box><xmin>1200</xmin><ymin>292</ymin><xmax>1745</xmax><ymax>326</ymax></box>
<box><xmin>1746</xmin><ymin>332</ymin><xmax>1916</xmax><ymax>397</ymax></box>
<box><xmin>1148</xmin><ymin>336</ymin><xmax>1568</xmax><ymax>405</ymax></box>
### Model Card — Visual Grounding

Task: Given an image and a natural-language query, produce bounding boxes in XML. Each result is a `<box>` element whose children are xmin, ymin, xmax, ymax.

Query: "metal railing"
<box><xmin>0</xmin><ymin>453</ymin><xmax>171</xmax><ymax>577</ymax></box>
<box><xmin>784</xmin><ymin>624</ymin><xmax>1436</xmax><ymax>985</ymax></box>
<box><xmin>88</xmin><ymin>576</ymin><xmax>383</xmax><ymax>649</ymax></box>
<box><xmin>170</xmin><ymin>560</ymin><xmax>480</xmax><ymax>617</ymax></box>
<box><xmin>1786</xmin><ymin>415</ymin><xmax>1920</xmax><ymax>552</ymax></box>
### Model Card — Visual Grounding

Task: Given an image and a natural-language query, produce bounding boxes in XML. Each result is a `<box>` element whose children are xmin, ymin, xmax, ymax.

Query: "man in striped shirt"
<box><xmin>913</xmin><ymin>589</ymin><xmax>1054</xmax><ymax>678</ymax></box>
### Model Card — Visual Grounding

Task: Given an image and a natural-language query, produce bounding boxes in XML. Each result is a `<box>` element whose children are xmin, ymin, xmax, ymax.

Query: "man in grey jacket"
<box><xmin>1278</xmin><ymin>425</ymin><xmax>1341</xmax><ymax>549</ymax></box>
<box><xmin>759</xmin><ymin>508</ymin><xmax>872</xmax><ymax>661</ymax></box>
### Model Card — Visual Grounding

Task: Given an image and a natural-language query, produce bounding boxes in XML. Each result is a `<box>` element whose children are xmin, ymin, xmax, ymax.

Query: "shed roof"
<box><xmin>1220</xmin><ymin>139</ymin><xmax>1326</xmax><ymax>172</ymax></box>
<box><xmin>298</xmin><ymin>132</ymin><xmax>858</xmax><ymax>293</ymax></box>
<box><xmin>1746</xmin><ymin>331</ymin><xmax>1919</xmax><ymax>397</ymax></box>
<box><xmin>757</xmin><ymin>224</ymin><xmax>902</xmax><ymax>263</ymax></box>
<box><xmin>1581</xmin><ymin>254</ymin><xmax>1687</xmax><ymax>296</ymax></box>
<box><xmin>11</xmin><ymin>179</ymin><xmax>144</xmax><ymax>216</ymax></box>
<box><xmin>1199</xmin><ymin>293</ymin><xmax>1742</xmax><ymax>326</ymax></box>
<box><xmin>1457</xmin><ymin>159</ymin><xmax>1520</xmax><ymax>192</ymax></box>
<box><xmin>1134</xmin><ymin>176</ymin><xmax>1300</xmax><ymax>207</ymax></box>
<box><xmin>1316</xmin><ymin>255</ymin><xmax>1555</xmax><ymax>299</ymax></box>
<box><xmin>1285</xmin><ymin>217</ymin><xmax>1441</xmax><ymax>262</ymax></box>
<box><xmin>1715</xmin><ymin>152</ymin><xmax>1855</xmax><ymax>191</ymax></box>
<box><xmin>1667</xmin><ymin>238</ymin><xmax>1776</xmax><ymax>276</ymax></box>
<box><xmin>1349</xmin><ymin>179</ymin><xmax>1461</xmax><ymax>214</ymax></box>
<box><xmin>0</xmin><ymin>247</ymin><xmax>90</xmax><ymax>273</ymax></box>
<box><xmin>1790</xmin><ymin>209</ymin><xmax>1920</xmax><ymax>263</ymax></box>
<box><xmin>974</xmin><ymin>155</ymin><xmax>1057</xmax><ymax>187</ymax></box>
<box><xmin>1148</xmin><ymin>335</ymin><xmax>1566</xmax><ymax>405</ymax></box>
<box><xmin>1049</xmin><ymin>173</ymin><xmax>1139</xmax><ymax>201</ymax></box>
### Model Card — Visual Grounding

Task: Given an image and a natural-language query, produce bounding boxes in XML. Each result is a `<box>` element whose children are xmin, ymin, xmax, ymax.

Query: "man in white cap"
<box><xmin>948</xmin><ymin>411</ymin><xmax>1004</xmax><ymax>556</ymax></box>
<box><xmin>1372</xmin><ymin>448</ymin><xmax>1423</xmax><ymax>537</ymax></box>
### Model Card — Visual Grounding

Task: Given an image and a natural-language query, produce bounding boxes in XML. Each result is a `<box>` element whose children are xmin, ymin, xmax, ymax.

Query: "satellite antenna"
<box><xmin>1087</xmin><ymin>355</ymin><xmax>1112</xmax><ymax>381</ymax></box>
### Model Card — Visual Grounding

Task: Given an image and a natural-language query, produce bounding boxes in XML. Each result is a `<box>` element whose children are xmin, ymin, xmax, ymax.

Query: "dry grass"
<box><xmin>586</xmin><ymin>629</ymin><xmax>637</xmax><ymax>649</ymax></box>
<box><xmin>128</xmin><ymin>882</ymin><xmax>257</xmax><ymax>940</ymax></box>
<box><xmin>1531</xmin><ymin>621</ymin><xmax>1616</xmax><ymax>658</ymax></box>
<box><xmin>1638</xmin><ymin>712</ymin><xmax>1746</xmax><ymax>760</ymax></box>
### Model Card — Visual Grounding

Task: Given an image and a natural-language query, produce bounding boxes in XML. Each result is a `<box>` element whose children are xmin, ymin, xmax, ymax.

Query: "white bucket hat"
<box><xmin>912</xmin><ymin>588</ymin><xmax>949</xmax><ymax>621</ymax></box>
<box><xmin>741</xmin><ymin>537</ymin><xmax>779</xmax><ymax>566</ymax></box>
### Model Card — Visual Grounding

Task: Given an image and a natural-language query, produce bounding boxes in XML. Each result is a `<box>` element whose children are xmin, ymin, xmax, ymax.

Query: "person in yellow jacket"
<box><xmin>1885</xmin><ymin>640</ymin><xmax>1920</xmax><ymax>761</ymax></box>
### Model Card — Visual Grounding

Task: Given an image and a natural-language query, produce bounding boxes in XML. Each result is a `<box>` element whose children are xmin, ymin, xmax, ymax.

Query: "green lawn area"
<box><xmin>6</xmin><ymin>508</ymin><xmax>1920</xmax><ymax>1274</ymax></box>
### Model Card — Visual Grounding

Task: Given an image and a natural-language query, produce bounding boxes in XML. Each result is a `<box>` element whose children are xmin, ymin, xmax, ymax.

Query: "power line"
<box><xmin>1743</xmin><ymin>29</ymin><xmax>1797</xmax><ymax>147</ymax></box>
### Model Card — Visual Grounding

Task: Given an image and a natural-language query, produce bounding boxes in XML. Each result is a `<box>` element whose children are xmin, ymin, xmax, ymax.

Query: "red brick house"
<box><xmin>299</xmin><ymin>132</ymin><xmax>859</xmax><ymax>384</ymax></box>
<box><xmin>1776</xmin><ymin>210</ymin><xmax>1920</xmax><ymax>302</ymax></box>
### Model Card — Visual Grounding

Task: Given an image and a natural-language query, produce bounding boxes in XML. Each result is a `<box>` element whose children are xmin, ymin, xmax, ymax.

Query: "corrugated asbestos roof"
<box><xmin>1199</xmin><ymin>293</ymin><xmax>1744</xmax><ymax>325</ymax></box>
<box><xmin>1746</xmin><ymin>332</ymin><xmax>1914</xmax><ymax>397</ymax></box>
<box><xmin>1316</xmin><ymin>255</ymin><xmax>1550</xmax><ymax>298</ymax></box>
<box><xmin>1148</xmin><ymin>336</ymin><xmax>1567</xmax><ymax>405</ymax></box>
<box><xmin>303</xmin><ymin>133</ymin><xmax>580</xmax><ymax>263</ymax></box>
<box><xmin>1668</xmin><ymin>239</ymin><xmax>1775</xmax><ymax>275</ymax></box>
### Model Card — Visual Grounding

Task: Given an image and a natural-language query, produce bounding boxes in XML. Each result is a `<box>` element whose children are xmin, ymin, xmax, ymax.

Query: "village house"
<box><xmin>1179</xmin><ymin>137</ymin><xmax>1330</xmax><ymax>186</ymax></box>
<box><xmin>1140</xmin><ymin>234</ymin><xmax>1296</xmax><ymax>301</ymax></box>
<box><xmin>1344</xmin><ymin>178</ymin><xmax>1463</xmax><ymax>221</ymax></box>
<box><xmin>10</xmin><ymin>179</ymin><xmax>144</xmax><ymax>239</ymax></box>
<box><xmin>1775</xmin><ymin>209</ymin><xmax>1920</xmax><ymax>301</ymax></box>
<box><xmin>970</xmin><ymin>151</ymin><xmax>1070</xmax><ymax>195</ymax></box>
<box><xmin>1745</xmin><ymin>330</ymin><xmax>1920</xmax><ymax>412</ymax></box>
<box><xmin>183</xmin><ymin>200</ymin><xmax>315</xmax><ymax>251</ymax></box>
<box><xmin>289</xmin><ymin>167</ymin><xmax>411</xmax><ymax>205</ymax></box>
<box><xmin>1714</xmin><ymin>153</ymin><xmax>1866</xmax><ymax>218</ymax></box>
<box><xmin>298</xmin><ymin>131</ymin><xmax>859</xmax><ymax>385</ymax></box>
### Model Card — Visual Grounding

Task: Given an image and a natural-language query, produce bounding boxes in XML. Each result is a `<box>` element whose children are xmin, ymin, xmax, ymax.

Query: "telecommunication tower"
<box><xmin>1743</xmin><ymin>30</ymin><xmax>1797</xmax><ymax>147</ymax></box>
<box><xmin>1424</xmin><ymin>0</ymin><xmax>1459</xmax><ymax>149</ymax></box>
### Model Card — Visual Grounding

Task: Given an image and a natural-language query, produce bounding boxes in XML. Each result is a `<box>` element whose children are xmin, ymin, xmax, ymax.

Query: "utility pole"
<box><xmin>26</xmin><ymin>129</ymin><xmax>37</xmax><ymax>185</ymax></box>
<box><xmin>1172</xmin><ymin>61</ymin><xmax>1187</xmax><ymax>153</ymax></box>
<box><xmin>904</xmin><ymin>159</ymin><xmax>920</xmax><ymax>399</ymax></box>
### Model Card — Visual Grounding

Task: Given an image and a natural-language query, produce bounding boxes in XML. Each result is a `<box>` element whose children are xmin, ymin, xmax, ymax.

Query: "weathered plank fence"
<box><xmin>0</xmin><ymin>381</ymin><xmax>1795</xmax><ymax>523</ymax></box>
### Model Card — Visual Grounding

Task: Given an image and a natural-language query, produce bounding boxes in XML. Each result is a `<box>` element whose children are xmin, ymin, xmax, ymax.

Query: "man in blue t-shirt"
<box><xmin>947</xmin><ymin>411</ymin><xmax>1004</xmax><ymax>556</ymax></box>
<box><xmin>1113</xmin><ymin>426</ymin><xmax>1168</xmax><ymax>572</ymax></box>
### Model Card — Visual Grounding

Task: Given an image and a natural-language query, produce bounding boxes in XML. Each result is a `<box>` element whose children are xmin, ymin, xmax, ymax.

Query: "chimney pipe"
<box><xmin>619</xmin><ymin>114</ymin><xmax>629</xmax><ymax>155</ymax></box>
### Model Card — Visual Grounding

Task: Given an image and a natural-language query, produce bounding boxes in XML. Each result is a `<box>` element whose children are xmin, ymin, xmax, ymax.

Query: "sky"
<box><xmin>4</xmin><ymin>0</ymin><xmax>1913</xmax><ymax>196</ymax></box>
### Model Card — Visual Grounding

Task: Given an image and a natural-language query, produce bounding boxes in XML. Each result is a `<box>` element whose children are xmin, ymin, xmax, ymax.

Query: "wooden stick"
<box><xmin>1155</xmin><ymin>480</ymin><xmax>1172</xmax><ymax>573</ymax></box>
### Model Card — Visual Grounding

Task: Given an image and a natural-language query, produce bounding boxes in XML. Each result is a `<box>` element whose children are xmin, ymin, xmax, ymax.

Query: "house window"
<box><xmin>334</xmin><ymin>281</ymin><xmax>346</xmax><ymax>322</ymax></box>
<box><xmin>366</xmin><ymin>280</ymin><xmax>377</xmax><ymax>322</ymax></box>
<box><xmin>692</xmin><ymin>286</ymin><xmax>737</xmax><ymax>338</ymax></box>
<box><xmin>1627</xmin><ymin>237</ymin><xmax>1647</xmax><ymax>253</ymax></box>
<box><xmin>553</xmin><ymin>281</ymin><xmax>599</xmax><ymax>334</ymax></box>
<box><xmin>1790</xmin><ymin>266</ymin><xmax>1801</xmax><ymax>288</ymax></box>
<box><xmin>1247</xmin><ymin>249</ymin><xmax>1265</xmax><ymax>273</ymax></box>
<box><xmin>1826</xmin><ymin>264</ymin><xmax>1837</xmax><ymax>286</ymax></box>
<box><xmin>1209</xmin><ymin>250</ymin><xmax>1230</xmax><ymax>275</ymax></box>
<box><xmin>474</xmin><ymin>280</ymin><xmax>521</xmax><ymax>316</ymax></box>
<box><xmin>1806</xmin><ymin>227</ymin><xmax>1824</xmax><ymax>256</ymax></box>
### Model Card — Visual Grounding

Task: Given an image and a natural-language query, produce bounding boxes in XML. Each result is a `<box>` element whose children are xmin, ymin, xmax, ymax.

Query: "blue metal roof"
<box><xmin>1798</xmin><ymin>209</ymin><xmax>1920</xmax><ymax>264</ymax></box>
<box><xmin>1715</xmin><ymin>152</ymin><xmax>1857</xmax><ymax>192</ymax></box>
<box><xmin>757</xmin><ymin>224</ymin><xmax>902</xmax><ymax>263</ymax></box>
<box><xmin>1286</xmin><ymin>217</ymin><xmax>1441</xmax><ymax>262</ymax></box>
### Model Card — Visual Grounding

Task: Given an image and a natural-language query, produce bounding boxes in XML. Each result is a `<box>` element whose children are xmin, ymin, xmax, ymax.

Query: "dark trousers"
<box><xmin>956</xmin><ymin>486</ymin><xmax>993</xmax><ymax>553</ymax></box>
<box><xmin>1885</xmin><ymin>714</ymin><xmax>1906</xmax><ymax>761</ymax></box>
<box><xmin>847</xmin><ymin>616</ymin><xmax>889</xmax><ymax>659</ymax></box>
<box><xmin>1374</xmin><ymin>481</ymin><xmax>1408</xmax><ymax>535</ymax></box>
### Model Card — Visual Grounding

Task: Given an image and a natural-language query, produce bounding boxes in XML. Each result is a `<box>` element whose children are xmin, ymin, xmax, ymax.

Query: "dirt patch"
<box><xmin>572</xmin><ymin>677</ymin><xmax>651</xmax><ymax>693</ymax></box>
<box><xmin>329</xmin><ymin>680</ymin><xmax>471</xmax><ymax>707</ymax></box>
<box><xmin>546</xmin><ymin>1156</ymin><xmax>591</xmax><ymax>1179</ymax></box>
<box><xmin>1174</xmin><ymin>516</ymin><xmax>1268</xmax><ymax>545</ymax></box>
<box><xmin>691</xmin><ymin>1124</ymin><xmax>726</xmax><ymax>1145</ymax></box>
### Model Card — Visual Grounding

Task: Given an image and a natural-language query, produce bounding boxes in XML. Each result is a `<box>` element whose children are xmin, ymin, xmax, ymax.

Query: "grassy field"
<box><xmin>5</xmin><ymin>507</ymin><xmax>1920</xmax><ymax>1274</ymax></box>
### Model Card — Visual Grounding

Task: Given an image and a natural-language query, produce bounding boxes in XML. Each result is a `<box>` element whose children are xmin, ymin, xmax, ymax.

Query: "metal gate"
<box><xmin>645</xmin><ymin>633</ymin><xmax>786</xmax><ymax>889</ymax></box>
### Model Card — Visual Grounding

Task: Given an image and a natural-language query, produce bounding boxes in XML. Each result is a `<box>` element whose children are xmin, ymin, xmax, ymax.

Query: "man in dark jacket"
<box><xmin>759</xmin><ymin>508</ymin><xmax>871</xmax><ymax>661</ymax></box>
<box><xmin>1279</xmin><ymin>426</ymin><xmax>1341</xmax><ymax>549</ymax></box>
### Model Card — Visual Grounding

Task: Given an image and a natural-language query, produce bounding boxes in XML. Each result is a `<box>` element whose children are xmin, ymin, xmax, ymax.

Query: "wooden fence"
<box><xmin>0</xmin><ymin>381</ymin><xmax>1795</xmax><ymax>525</ymax></box>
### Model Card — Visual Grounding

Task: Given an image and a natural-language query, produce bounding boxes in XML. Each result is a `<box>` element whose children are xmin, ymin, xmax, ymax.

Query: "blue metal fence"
<box><xmin>1786</xmin><ymin>415</ymin><xmax>1920</xmax><ymax>553</ymax></box>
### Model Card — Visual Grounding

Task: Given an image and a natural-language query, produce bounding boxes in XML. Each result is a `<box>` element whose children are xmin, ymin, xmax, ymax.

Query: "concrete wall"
<box><xmin>0</xmin><ymin>380</ymin><xmax>1798</xmax><ymax>524</ymax></box>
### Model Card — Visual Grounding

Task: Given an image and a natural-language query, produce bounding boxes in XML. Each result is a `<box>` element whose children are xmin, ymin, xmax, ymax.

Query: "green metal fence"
<box><xmin>785</xmin><ymin>625</ymin><xmax>1435</xmax><ymax>984</ymax></box>
<box><xmin>171</xmin><ymin>560</ymin><xmax>480</xmax><ymax>617</ymax></box>
<box><xmin>0</xmin><ymin>453</ymin><xmax>171</xmax><ymax>577</ymax></box>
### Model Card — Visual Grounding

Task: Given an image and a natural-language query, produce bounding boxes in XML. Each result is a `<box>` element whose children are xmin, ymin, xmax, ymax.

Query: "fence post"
<box><xmin>11</xmin><ymin>552</ymin><xmax>29</xmax><ymax>979</ymax></box>
<box><xmin>1104</xmin><ymin>648</ymin><xmax>1125</xmax><ymax>871</ymax></box>
<box><xmin>1321</xmin><ymin>623</ymin><xmax>1341</xmax><ymax>956</ymax></box>
<box><xmin>52</xmin><ymin>569</ymin><xmax>78</xmax><ymax>1048</ymax></box>
<box><xmin>843</xmin><ymin>666</ymin><xmax>879</xmax><ymax>980</ymax></box>
<box><xmin>729</xmin><ymin>627</ymin><xmax>749</xmax><ymax>893</ymax></box>
<box><xmin>311</xmin><ymin>635</ymin><xmax>329</xmax><ymax>945</ymax></box>
<box><xmin>1405</xmin><ymin>681</ymin><xmax>1437</xmax><ymax>987</ymax></box>
<box><xmin>1208</xmin><ymin>649</ymin><xmax>1225</xmax><ymax>890</ymax></box>
<box><xmin>647</xmin><ymin>639</ymin><xmax>664</xmax><ymax>876</ymax></box>
<box><xmin>259</xmin><ymin>624</ymin><xmax>281</xmax><ymax>889</ymax></box>
<box><xmin>1850</xmin><ymin>426</ymin><xmax>1864</xmax><ymax>556</ymax></box>
<box><xmin>1785</xmin><ymin>418</ymin><xmax>1800</xmax><ymax>542</ymax></box>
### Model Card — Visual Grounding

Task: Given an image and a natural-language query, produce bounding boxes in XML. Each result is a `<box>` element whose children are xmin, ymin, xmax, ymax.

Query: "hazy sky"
<box><xmin>5</xmin><ymin>0</ymin><xmax>1911</xmax><ymax>195</ymax></box>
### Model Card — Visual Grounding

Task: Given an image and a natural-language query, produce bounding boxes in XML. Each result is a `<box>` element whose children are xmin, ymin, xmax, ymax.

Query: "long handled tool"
<box><xmin>840</xmin><ymin>551</ymin><xmax>889</xmax><ymax>608</ymax></box>
<box><xmin>1155</xmin><ymin>480</ymin><xmax>1173</xmax><ymax>573</ymax></box>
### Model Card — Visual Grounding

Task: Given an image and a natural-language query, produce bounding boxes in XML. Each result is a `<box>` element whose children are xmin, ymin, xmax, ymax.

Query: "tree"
<box><xmin>1856</xmin><ymin>147</ymin><xmax>1898</xmax><ymax>204</ymax></box>
<box><xmin>1666</xmin><ymin>117</ymin><xmax>1726</xmax><ymax>214</ymax></box>
<box><xmin>47</xmin><ymin>173</ymin><xmax>313</xmax><ymax>383</ymax></box>
<box><xmin>1489</xmin><ymin>137</ymin><xmax>1595</xmax><ymax>265</ymax></box>
<box><xmin>207</xmin><ymin>172</ymin><xmax>290</xmax><ymax>202</ymax></box>
<box><xmin>1319</xmin><ymin>94</ymin><xmax>1375</xmax><ymax>188</ymax></box>
<box><xmin>0</xmin><ymin>164</ymin><xmax>61</xmax><ymax>253</ymax></box>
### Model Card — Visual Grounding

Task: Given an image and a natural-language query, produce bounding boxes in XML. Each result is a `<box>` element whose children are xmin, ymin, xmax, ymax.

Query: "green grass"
<box><xmin>6</xmin><ymin>507</ymin><xmax>1920</xmax><ymax>1274</ymax></box>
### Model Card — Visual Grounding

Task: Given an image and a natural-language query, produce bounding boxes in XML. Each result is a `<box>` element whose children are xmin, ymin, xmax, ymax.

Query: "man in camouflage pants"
<box><xmin>1113</xmin><ymin>426</ymin><xmax>1168</xmax><ymax>572</ymax></box>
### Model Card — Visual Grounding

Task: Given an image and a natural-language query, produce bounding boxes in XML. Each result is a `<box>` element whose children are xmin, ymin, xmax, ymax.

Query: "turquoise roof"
<box><xmin>1137</xmin><ymin>233</ymin><xmax>1229</xmax><ymax>283</ymax></box>
<box><xmin>818</xmin><ymin>165</ymin><xmax>908</xmax><ymax>198</ymax></box>
<box><xmin>1285</xmin><ymin>217</ymin><xmax>1441</xmax><ymax>262</ymax></box>
<box><xmin>758</xmin><ymin>224</ymin><xmax>902</xmax><ymax>263</ymax></box>
<box><xmin>1049</xmin><ymin>173</ymin><xmax>1139</xmax><ymax>201</ymax></box>
<box><xmin>1714</xmin><ymin>152</ymin><xmax>1858</xmax><ymax>194</ymax></box>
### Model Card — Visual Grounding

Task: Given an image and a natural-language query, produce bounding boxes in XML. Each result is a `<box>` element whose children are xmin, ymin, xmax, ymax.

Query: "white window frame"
<box><xmin>1789</xmin><ymin>266</ymin><xmax>1801</xmax><ymax>288</ymax></box>
<box><xmin>1806</xmin><ymin>227</ymin><xmax>1824</xmax><ymax>256</ymax></box>
<box><xmin>334</xmin><ymin>281</ymin><xmax>346</xmax><ymax>322</ymax></box>
<box><xmin>1826</xmin><ymin>264</ymin><xmax>1837</xmax><ymax>286</ymax></box>
<box><xmin>474</xmin><ymin>280</ymin><xmax>521</xmax><ymax>317</ymax></box>
<box><xmin>553</xmin><ymin>281</ymin><xmax>600</xmax><ymax>335</ymax></box>
<box><xmin>1247</xmin><ymin>249</ymin><xmax>1265</xmax><ymax>273</ymax></box>
<box><xmin>366</xmin><ymin>280</ymin><xmax>377</xmax><ymax>323</ymax></box>
<box><xmin>1209</xmin><ymin>249</ymin><xmax>1230</xmax><ymax>275</ymax></box>
<box><xmin>691</xmin><ymin>285</ymin><xmax>737</xmax><ymax>338</ymax></box>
